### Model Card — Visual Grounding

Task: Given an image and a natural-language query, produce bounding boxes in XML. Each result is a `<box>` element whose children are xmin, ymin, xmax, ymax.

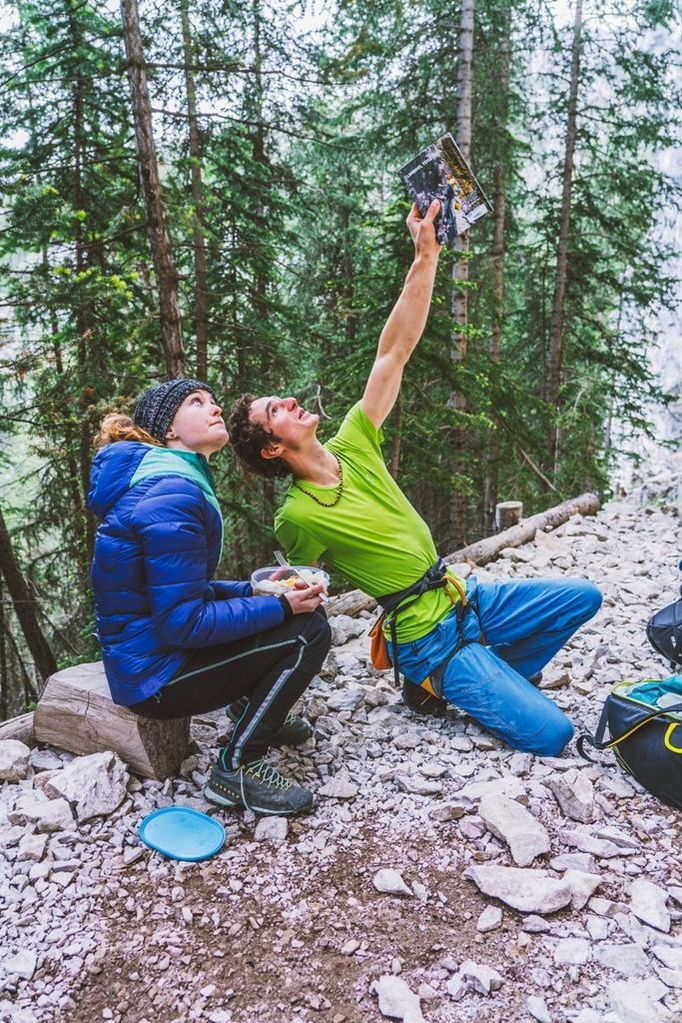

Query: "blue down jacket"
<box><xmin>88</xmin><ymin>441</ymin><xmax>284</xmax><ymax>706</ymax></box>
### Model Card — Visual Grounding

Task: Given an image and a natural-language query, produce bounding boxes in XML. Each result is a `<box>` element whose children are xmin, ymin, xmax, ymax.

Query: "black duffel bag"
<box><xmin>647</xmin><ymin>560</ymin><xmax>682</xmax><ymax>668</ymax></box>
<box><xmin>577</xmin><ymin>678</ymin><xmax>682</xmax><ymax>810</ymax></box>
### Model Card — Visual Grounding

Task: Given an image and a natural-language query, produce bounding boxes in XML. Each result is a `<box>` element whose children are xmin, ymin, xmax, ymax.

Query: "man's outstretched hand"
<box><xmin>406</xmin><ymin>200</ymin><xmax>442</xmax><ymax>260</ymax></box>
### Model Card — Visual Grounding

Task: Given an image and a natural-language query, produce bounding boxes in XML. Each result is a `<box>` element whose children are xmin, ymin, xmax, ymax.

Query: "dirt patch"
<box><xmin>63</xmin><ymin>823</ymin><xmax>593</xmax><ymax>1023</ymax></box>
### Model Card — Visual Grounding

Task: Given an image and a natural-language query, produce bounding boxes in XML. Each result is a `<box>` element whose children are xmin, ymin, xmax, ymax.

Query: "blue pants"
<box><xmin>390</xmin><ymin>576</ymin><xmax>602</xmax><ymax>756</ymax></box>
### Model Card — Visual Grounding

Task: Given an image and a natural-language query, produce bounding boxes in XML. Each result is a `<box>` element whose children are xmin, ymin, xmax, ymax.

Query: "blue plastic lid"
<box><xmin>139</xmin><ymin>806</ymin><xmax>226</xmax><ymax>862</ymax></box>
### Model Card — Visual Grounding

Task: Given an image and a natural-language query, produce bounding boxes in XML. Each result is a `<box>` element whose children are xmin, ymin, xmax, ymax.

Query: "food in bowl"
<box><xmin>250</xmin><ymin>566</ymin><xmax>330</xmax><ymax>598</ymax></box>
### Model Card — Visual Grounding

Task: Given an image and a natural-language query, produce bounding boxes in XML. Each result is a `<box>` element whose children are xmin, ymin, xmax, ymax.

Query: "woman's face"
<box><xmin>166</xmin><ymin>390</ymin><xmax>229</xmax><ymax>459</ymax></box>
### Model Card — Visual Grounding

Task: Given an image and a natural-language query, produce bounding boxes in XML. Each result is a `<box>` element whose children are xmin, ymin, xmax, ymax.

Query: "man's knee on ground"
<box><xmin>574</xmin><ymin>579</ymin><xmax>603</xmax><ymax>621</ymax></box>
<box><xmin>526</xmin><ymin>713</ymin><xmax>574</xmax><ymax>757</ymax></box>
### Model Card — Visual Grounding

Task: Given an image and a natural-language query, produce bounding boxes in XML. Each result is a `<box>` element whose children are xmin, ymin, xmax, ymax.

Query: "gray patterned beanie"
<box><xmin>133</xmin><ymin>379</ymin><xmax>217</xmax><ymax>442</ymax></box>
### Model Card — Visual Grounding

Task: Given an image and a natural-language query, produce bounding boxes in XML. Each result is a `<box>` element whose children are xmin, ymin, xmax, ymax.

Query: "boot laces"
<box><xmin>243</xmin><ymin>758</ymin><xmax>292</xmax><ymax>791</ymax></box>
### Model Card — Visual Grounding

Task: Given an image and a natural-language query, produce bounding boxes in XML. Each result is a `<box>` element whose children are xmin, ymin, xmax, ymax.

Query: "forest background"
<box><xmin>0</xmin><ymin>0</ymin><xmax>679</xmax><ymax>719</ymax></box>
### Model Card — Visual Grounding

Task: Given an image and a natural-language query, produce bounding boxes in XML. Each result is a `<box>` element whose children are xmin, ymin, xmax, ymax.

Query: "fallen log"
<box><xmin>0</xmin><ymin>711</ymin><xmax>36</xmax><ymax>746</ymax></box>
<box><xmin>327</xmin><ymin>492</ymin><xmax>600</xmax><ymax>619</ymax></box>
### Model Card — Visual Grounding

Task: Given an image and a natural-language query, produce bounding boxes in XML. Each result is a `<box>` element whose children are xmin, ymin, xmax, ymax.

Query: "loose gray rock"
<box><xmin>548</xmin><ymin>768</ymin><xmax>594</xmax><ymax>822</ymax></box>
<box><xmin>464</xmin><ymin>865</ymin><xmax>572</xmax><ymax>915</ymax></box>
<box><xmin>374</xmin><ymin>975</ymin><xmax>424</xmax><ymax>1023</ymax></box>
<box><xmin>395</xmin><ymin>775</ymin><xmax>443</xmax><ymax>796</ymax></box>
<box><xmin>476</xmin><ymin>905</ymin><xmax>503</xmax><ymax>933</ymax></box>
<box><xmin>554</xmin><ymin>938</ymin><xmax>591</xmax><ymax>966</ymax></box>
<box><xmin>373</xmin><ymin>869</ymin><xmax>413</xmax><ymax>896</ymax></box>
<box><xmin>607</xmin><ymin>977</ymin><xmax>669</xmax><ymax>1023</ymax></box>
<box><xmin>0</xmin><ymin>739</ymin><xmax>30</xmax><ymax>782</ymax></box>
<box><xmin>449</xmin><ymin>960</ymin><xmax>503</xmax><ymax>996</ymax></box>
<box><xmin>652</xmin><ymin>946</ymin><xmax>682</xmax><ymax>971</ymax></box>
<box><xmin>629</xmin><ymin>878</ymin><xmax>671</xmax><ymax>933</ymax></box>
<box><xmin>1</xmin><ymin>949</ymin><xmax>37</xmax><ymax>980</ymax></box>
<box><xmin>526</xmin><ymin>995</ymin><xmax>552</xmax><ymax>1023</ymax></box>
<box><xmin>458</xmin><ymin>776</ymin><xmax>527</xmax><ymax>803</ymax></box>
<box><xmin>42</xmin><ymin>751</ymin><xmax>129</xmax><ymax>821</ymax></box>
<box><xmin>594</xmin><ymin>943</ymin><xmax>651</xmax><ymax>978</ymax></box>
<box><xmin>317</xmin><ymin>776</ymin><xmax>358</xmax><ymax>800</ymax></box>
<box><xmin>17</xmin><ymin>832</ymin><xmax>48</xmax><ymax>862</ymax></box>
<box><xmin>254</xmin><ymin>816</ymin><xmax>288</xmax><ymax>843</ymax></box>
<box><xmin>477</xmin><ymin>792</ymin><xmax>550</xmax><ymax>866</ymax></box>
<box><xmin>9</xmin><ymin>794</ymin><xmax>74</xmax><ymax>833</ymax></box>
<box><xmin>563</xmin><ymin>869</ymin><xmax>602</xmax><ymax>910</ymax></box>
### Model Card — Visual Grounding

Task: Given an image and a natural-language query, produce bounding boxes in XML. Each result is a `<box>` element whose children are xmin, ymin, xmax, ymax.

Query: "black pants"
<box><xmin>130</xmin><ymin>610</ymin><xmax>331</xmax><ymax>769</ymax></box>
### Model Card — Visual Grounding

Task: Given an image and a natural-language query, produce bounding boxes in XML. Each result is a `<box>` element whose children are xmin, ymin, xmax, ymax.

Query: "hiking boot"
<box><xmin>226</xmin><ymin>698</ymin><xmax>313</xmax><ymax>748</ymax></box>
<box><xmin>401</xmin><ymin>679</ymin><xmax>447</xmax><ymax>718</ymax></box>
<box><xmin>204</xmin><ymin>757</ymin><xmax>314</xmax><ymax>816</ymax></box>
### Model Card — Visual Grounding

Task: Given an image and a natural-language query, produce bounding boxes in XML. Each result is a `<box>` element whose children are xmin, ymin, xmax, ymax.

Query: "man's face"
<box><xmin>249</xmin><ymin>395</ymin><xmax>319</xmax><ymax>453</ymax></box>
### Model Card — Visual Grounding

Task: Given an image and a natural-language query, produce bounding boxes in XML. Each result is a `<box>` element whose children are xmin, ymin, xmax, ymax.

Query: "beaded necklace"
<box><xmin>294</xmin><ymin>454</ymin><xmax>344</xmax><ymax>508</ymax></box>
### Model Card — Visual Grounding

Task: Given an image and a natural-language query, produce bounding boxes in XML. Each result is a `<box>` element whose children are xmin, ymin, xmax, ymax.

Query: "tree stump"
<box><xmin>495</xmin><ymin>500</ymin><xmax>523</xmax><ymax>532</ymax></box>
<box><xmin>33</xmin><ymin>662</ymin><xmax>190</xmax><ymax>780</ymax></box>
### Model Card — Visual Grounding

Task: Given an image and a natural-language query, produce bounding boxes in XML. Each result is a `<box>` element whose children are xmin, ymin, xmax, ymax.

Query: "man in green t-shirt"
<box><xmin>228</xmin><ymin>201</ymin><xmax>602</xmax><ymax>756</ymax></box>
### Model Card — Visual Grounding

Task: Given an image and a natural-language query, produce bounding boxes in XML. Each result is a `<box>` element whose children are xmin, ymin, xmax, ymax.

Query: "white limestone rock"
<box><xmin>327</xmin><ymin>684</ymin><xmax>366</xmax><ymax>713</ymax></box>
<box><xmin>593</xmin><ymin>943</ymin><xmax>651</xmax><ymax>978</ymax></box>
<box><xmin>1</xmin><ymin>949</ymin><xmax>37</xmax><ymax>980</ymax></box>
<box><xmin>0</xmin><ymin>739</ymin><xmax>30</xmax><ymax>782</ymax></box>
<box><xmin>373</xmin><ymin>869</ymin><xmax>413</xmax><ymax>897</ymax></box>
<box><xmin>17</xmin><ymin>832</ymin><xmax>48</xmax><ymax>863</ymax></box>
<box><xmin>329</xmin><ymin>614</ymin><xmax>367</xmax><ymax>646</ymax></box>
<box><xmin>458</xmin><ymin>775</ymin><xmax>528</xmax><ymax>804</ymax></box>
<box><xmin>317</xmin><ymin>776</ymin><xmax>358</xmax><ymax>800</ymax></box>
<box><xmin>477</xmin><ymin>792</ymin><xmax>550</xmax><ymax>866</ymax></box>
<box><xmin>448</xmin><ymin>960</ymin><xmax>503</xmax><ymax>997</ymax></box>
<box><xmin>652</xmin><ymin>946</ymin><xmax>682</xmax><ymax>971</ymax></box>
<box><xmin>563</xmin><ymin>869</ymin><xmax>603</xmax><ymax>910</ymax></box>
<box><xmin>526</xmin><ymin>995</ymin><xmax>552</xmax><ymax>1023</ymax></box>
<box><xmin>548</xmin><ymin>769</ymin><xmax>594</xmax><ymax>822</ymax></box>
<box><xmin>464</xmin><ymin>865</ymin><xmax>573</xmax><ymax>915</ymax></box>
<box><xmin>395</xmin><ymin>775</ymin><xmax>443</xmax><ymax>797</ymax></box>
<box><xmin>42</xmin><ymin>751</ymin><xmax>129</xmax><ymax>821</ymax></box>
<box><xmin>374</xmin><ymin>975</ymin><xmax>424</xmax><ymax>1023</ymax></box>
<box><xmin>630</xmin><ymin>878</ymin><xmax>671</xmax><ymax>933</ymax></box>
<box><xmin>9</xmin><ymin>794</ymin><xmax>74</xmax><ymax>833</ymax></box>
<box><xmin>607</xmin><ymin>977</ymin><xmax>670</xmax><ymax>1023</ymax></box>
<box><xmin>554</xmin><ymin>938</ymin><xmax>591</xmax><ymax>966</ymax></box>
<box><xmin>476</xmin><ymin>905</ymin><xmax>503</xmax><ymax>933</ymax></box>
<box><xmin>254</xmin><ymin>816</ymin><xmax>288</xmax><ymax>843</ymax></box>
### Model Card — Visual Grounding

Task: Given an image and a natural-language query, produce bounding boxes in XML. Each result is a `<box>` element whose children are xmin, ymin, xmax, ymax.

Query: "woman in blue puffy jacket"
<box><xmin>89</xmin><ymin>379</ymin><xmax>331</xmax><ymax>817</ymax></box>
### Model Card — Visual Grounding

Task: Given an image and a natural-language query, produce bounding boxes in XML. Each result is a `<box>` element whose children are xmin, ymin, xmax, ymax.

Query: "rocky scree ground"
<box><xmin>0</xmin><ymin>482</ymin><xmax>681</xmax><ymax>1023</ymax></box>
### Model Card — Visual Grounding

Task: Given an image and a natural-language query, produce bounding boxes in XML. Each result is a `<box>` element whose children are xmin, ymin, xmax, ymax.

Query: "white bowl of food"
<box><xmin>250</xmin><ymin>565</ymin><xmax>330</xmax><ymax>598</ymax></box>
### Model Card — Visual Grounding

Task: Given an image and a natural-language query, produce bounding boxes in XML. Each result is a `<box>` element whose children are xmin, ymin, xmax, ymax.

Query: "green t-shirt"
<box><xmin>274</xmin><ymin>402</ymin><xmax>460</xmax><ymax>643</ymax></box>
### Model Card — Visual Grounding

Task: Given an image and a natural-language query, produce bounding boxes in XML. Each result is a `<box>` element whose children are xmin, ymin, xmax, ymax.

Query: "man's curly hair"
<box><xmin>228</xmin><ymin>393</ymin><xmax>292</xmax><ymax>480</ymax></box>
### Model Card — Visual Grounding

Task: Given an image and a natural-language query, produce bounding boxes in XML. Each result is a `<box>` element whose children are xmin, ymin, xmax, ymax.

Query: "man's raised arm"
<box><xmin>361</xmin><ymin>199</ymin><xmax>442</xmax><ymax>429</ymax></box>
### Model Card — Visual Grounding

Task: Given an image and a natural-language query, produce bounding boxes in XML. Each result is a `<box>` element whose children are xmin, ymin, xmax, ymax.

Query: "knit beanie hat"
<box><xmin>133</xmin><ymin>379</ymin><xmax>217</xmax><ymax>442</ymax></box>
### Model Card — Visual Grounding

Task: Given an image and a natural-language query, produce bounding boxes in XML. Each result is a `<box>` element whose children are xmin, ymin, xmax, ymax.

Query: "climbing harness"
<box><xmin>369</xmin><ymin>558</ymin><xmax>479</xmax><ymax>691</ymax></box>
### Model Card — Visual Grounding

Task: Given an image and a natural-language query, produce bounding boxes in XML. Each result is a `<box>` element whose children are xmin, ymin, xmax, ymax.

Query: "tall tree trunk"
<box><xmin>180</xmin><ymin>0</ymin><xmax>209</xmax><ymax>380</ymax></box>
<box><xmin>66</xmin><ymin>0</ymin><xmax>97</xmax><ymax>565</ymax></box>
<box><xmin>0</xmin><ymin>509</ymin><xmax>57</xmax><ymax>683</ymax></box>
<box><xmin>0</xmin><ymin>577</ymin><xmax>7</xmax><ymax>719</ymax></box>
<box><xmin>447</xmin><ymin>0</ymin><xmax>474</xmax><ymax>548</ymax></box>
<box><xmin>546</xmin><ymin>0</ymin><xmax>583</xmax><ymax>472</ymax></box>
<box><xmin>22</xmin><ymin>4</ymin><xmax>93</xmax><ymax>576</ymax></box>
<box><xmin>121</xmin><ymin>0</ymin><xmax>186</xmax><ymax>378</ymax></box>
<box><xmin>484</xmin><ymin>1</ymin><xmax>511</xmax><ymax>533</ymax></box>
